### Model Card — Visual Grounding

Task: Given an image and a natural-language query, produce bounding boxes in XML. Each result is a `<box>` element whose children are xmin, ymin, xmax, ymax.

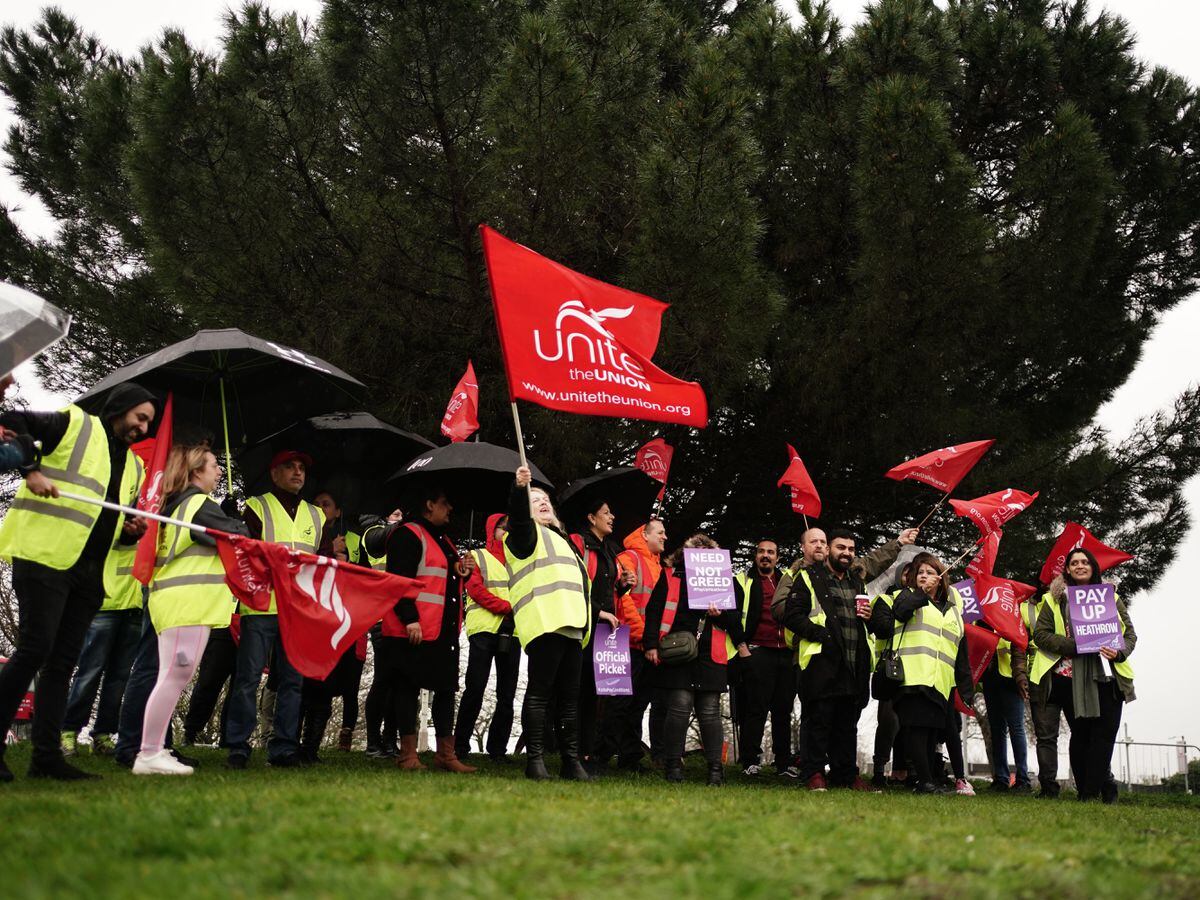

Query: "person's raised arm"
<box><xmin>505</xmin><ymin>466</ymin><xmax>537</xmax><ymax>560</ymax></box>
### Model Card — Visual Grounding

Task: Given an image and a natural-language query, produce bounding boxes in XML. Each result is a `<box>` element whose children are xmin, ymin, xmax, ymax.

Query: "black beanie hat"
<box><xmin>99</xmin><ymin>382</ymin><xmax>157</xmax><ymax>422</ymax></box>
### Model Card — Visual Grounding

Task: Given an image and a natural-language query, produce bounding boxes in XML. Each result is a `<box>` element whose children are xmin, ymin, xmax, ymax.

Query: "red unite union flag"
<box><xmin>441</xmin><ymin>360</ymin><xmax>480</xmax><ymax>443</ymax></box>
<box><xmin>778</xmin><ymin>444</ymin><xmax>821</xmax><ymax>517</ymax></box>
<box><xmin>635</xmin><ymin>438</ymin><xmax>674</xmax><ymax>501</ymax></box>
<box><xmin>950</xmin><ymin>488</ymin><xmax>1039</xmax><ymax>539</ymax></box>
<box><xmin>885</xmin><ymin>439</ymin><xmax>995</xmax><ymax>494</ymax></box>
<box><xmin>1038</xmin><ymin>522</ymin><xmax>1134</xmax><ymax>585</ymax></box>
<box><xmin>973</xmin><ymin>570</ymin><xmax>1037</xmax><ymax>651</ymax></box>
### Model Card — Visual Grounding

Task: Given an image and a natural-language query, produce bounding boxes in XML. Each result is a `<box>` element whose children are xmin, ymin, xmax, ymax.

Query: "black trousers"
<box><xmin>662</xmin><ymin>688</ymin><xmax>723</xmax><ymax>766</ymax></box>
<box><xmin>873</xmin><ymin>698</ymin><xmax>904</xmax><ymax>774</ymax></box>
<box><xmin>578</xmin><ymin>634</ymin><xmax>599</xmax><ymax>760</ymax></box>
<box><xmin>738</xmin><ymin>647</ymin><xmax>795</xmax><ymax>768</ymax></box>
<box><xmin>183</xmin><ymin>626</ymin><xmax>237</xmax><ymax>743</ymax></box>
<box><xmin>801</xmin><ymin>695</ymin><xmax>863</xmax><ymax>785</ymax></box>
<box><xmin>1061</xmin><ymin>680</ymin><xmax>1124</xmax><ymax>800</ymax></box>
<box><xmin>905</xmin><ymin>726</ymin><xmax>941</xmax><ymax>784</ymax></box>
<box><xmin>594</xmin><ymin>652</ymin><xmax>654</xmax><ymax>765</ymax></box>
<box><xmin>0</xmin><ymin>558</ymin><xmax>104</xmax><ymax>765</ymax></box>
<box><xmin>339</xmin><ymin>656</ymin><xmax>365</xmax><ymax>732</ymax></box>
<box><xmin>454</xmin><ymin>631</ymin><xmax>521</xmax><ymax>756</ymax></box>
<box><xmin>365</xmin><ymin>633</ymin><xmax>400</xmax><ymax>750</ymax></box>
<box><xmin>523</xmin><ymin>634</ymin><xmax>582</xmax><ymax>754</ymax></box>
<box><xmin>396</xmin><ymin>682</ymin><xmax>455</xmax><ymax>738</ymax></box>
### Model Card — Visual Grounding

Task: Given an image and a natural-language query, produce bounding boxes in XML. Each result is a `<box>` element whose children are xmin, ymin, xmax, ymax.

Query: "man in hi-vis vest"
<box><xmin>0</xmin><ymin>383</ymin><xmax>155</xmax><ymax>783</ymax></box>
<box><xmin>225</xmin><ymin>450</ymin><xmax>324</xmax><ymax>769</ymax></box>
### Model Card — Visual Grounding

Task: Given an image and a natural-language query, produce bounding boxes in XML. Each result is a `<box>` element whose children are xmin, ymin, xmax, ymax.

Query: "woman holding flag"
<box><xmin>133</xmin><ymin>445</ymin><xmax>248</xmax><ymax>776</ymax></box>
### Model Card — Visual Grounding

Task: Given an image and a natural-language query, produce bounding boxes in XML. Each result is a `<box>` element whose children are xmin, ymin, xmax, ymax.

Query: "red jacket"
<box><xmin>464</xmin><ymin>512</ymin><xmax>513</xmax><ymax>618</ymax></box>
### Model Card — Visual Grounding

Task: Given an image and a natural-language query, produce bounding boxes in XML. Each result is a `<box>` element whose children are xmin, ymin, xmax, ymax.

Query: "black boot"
<box><xmin>301</xmin><ymin>708</ymin><xmax>332</xmax><ymax>764</ymax></box>
<box><xmin>707</xmin><ymin>763</ymin><xmax>725</xmax><ymax>787</ymax></box>
<box><xmin>524</xmin><ymin>693</ymin><xmax>552</xmax><ymax>781</ymax></box>
<box><xmin>664</xmin><ymin>758</ymin><xmax>684</xmax><ymax>783</ymax></box>
<box><xmin>28</xmin><ymin>757</ymin><xmax>100</xmax><ymax>781</ymax></box>
<box><xmin>556</xmin><ymin>704</ymin><xmax>590</xmax><ymax>782</ymax></box>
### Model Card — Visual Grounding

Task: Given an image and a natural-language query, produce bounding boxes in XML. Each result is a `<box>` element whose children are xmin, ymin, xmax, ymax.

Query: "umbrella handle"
<box><xmin>219</xmin><ymin>376</ymin><xmax>235</xmax><ymax>491</ymax></box>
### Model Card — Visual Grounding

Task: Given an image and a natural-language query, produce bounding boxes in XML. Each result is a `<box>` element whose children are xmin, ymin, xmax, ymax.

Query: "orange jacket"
<box><xmin>615</xmin><ymin>527</ymin><xmax>661</xmax><ymax>650</ymax></box>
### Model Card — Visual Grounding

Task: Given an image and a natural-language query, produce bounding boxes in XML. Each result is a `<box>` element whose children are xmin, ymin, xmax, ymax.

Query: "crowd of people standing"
<box><xmin>0</xmin><ymin>390</ymin><xmax>1136</xmax><ymax>803</ymax></box>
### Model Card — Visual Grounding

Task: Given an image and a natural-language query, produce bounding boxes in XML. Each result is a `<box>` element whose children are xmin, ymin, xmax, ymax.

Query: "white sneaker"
<box><xmin>742</xmin><ymin>764</ymin><xmax>762</xmax><ymax>776</ymax></box>
<box><xmin>133</xmin><ymin>749</ymin><xmax>194</xmax><ymax>776</ymax></box>
<box><xmin>955</xmin><ymin>778</ymin><xmax>976</xmax><ymax>796</ymax></box>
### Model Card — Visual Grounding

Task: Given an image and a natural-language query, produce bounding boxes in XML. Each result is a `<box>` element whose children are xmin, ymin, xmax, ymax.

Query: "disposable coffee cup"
<box><xmin>855</xmin><ymin>594</ymin><xmax>871</xmax><ymax>617</ymax></box>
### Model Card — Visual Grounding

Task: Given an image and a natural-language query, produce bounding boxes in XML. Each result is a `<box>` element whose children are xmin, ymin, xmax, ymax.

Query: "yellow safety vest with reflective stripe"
<box><xmin>871</xmin><ymin>589</ymin><xmax>901</xmax><ymax>657</ymax></box>
<box><xmin>505</xmin><ymin>524</ymin><xmax>590</xmax><ymax>649</ymax></box>
<box><xmin>240</xmin><ymin>492</ymin><xmax>324</xmax><ymax>615</ymax></box>
<box><xmin>796</xmin><ymin>569</ymin><xmax>878</xmax><ymax>672</ymax></box>
<box><xmin>359</xmin><ymin>523</ymin><xmax>389</xmax><ymax>571</ymax></box>
<box><xmin>894</xmin><ymin>592</ymin><xmax>964</xmax><ymax>699</ymax></box>
<box><xmin>101</xmin><ymin>540</ymin><xmax>144</xmax><ymax>611</ymax></box>
<box><xmin>1028</xmin><ymin>592</ymin><xmax>1134</xmax><ymax>685</ymax></box>
<box><xmin>0</xmin><ymin>405</ymin><xmax>144</xmax><ymax>570</ymax></box>
<box><xmin>344</xmin><ymin>531</ymin><xmax>361</xmax><ymax>567</ymax></box>
<box><xmin>149</xmin><ymin>492</ymin><xmax>234</xmax><ymax>631</ymax></box>
<box><xmin>465</xmin><ymin>548</ymin><xmax>510</xmax><ymax>637</ymax></box>
<box><xmin>735</xmin><ymin>571</ymin><xmax>753</xmax><ymax>632</ymax></box>
<box><xmin>995</xmin><ymin>638</ymin><xmax>1013</xmax><ymax>679</ymax></box>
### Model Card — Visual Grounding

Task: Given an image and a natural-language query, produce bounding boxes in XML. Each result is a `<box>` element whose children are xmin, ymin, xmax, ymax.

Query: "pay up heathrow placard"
<box><xmin>683</xmin><ymin>548</ymin><xmax>737</xmax><ymax>610</ymax></box>
<box><xmin>1066</xmin><ymin>583</ymin><xmax>1125</xmax><ymax>654</ymax></box>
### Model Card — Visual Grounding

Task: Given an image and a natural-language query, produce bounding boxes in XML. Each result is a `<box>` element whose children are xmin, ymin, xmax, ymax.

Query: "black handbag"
<box><xmin>871</xmin><ymin>620</ymin><xmax>908</xmax><ymax>701</ymax></box>
<box><xmin>658</xmin><ymin>611</ymin><xmax>709</xmax><ymax>666</ymax></box>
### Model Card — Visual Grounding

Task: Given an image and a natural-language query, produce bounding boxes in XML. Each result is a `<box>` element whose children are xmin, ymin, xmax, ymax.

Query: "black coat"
<box><xmin>783</xmin><ymin>564</ymin><xmax>873</xmax><ymax>706</ymax></box>
<box><xmin>643</xmin><ymin>570</ymin><xmax>746</xmax><ymax>693</ymax></box>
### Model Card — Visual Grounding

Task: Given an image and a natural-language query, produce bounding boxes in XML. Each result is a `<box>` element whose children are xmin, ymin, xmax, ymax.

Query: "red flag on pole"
<box><xmin>949</xmin><ymin>488</ymin><xmax>1038</xmax><ymax>539</ymax></box>
<box><xmin>973</xmin><ymin>570</ymin><xmax>1036</xmax><ymax>651</ymax></box>
<box><xmin>955</xmin><ymin>623</ymin><xmax>1001</xmax><ymax>716</ymax></box>
<box><xmin>440</xmin><ymin>360</ymin><xmax>480</xmax><ymax>443</ymax></box>
<box><xmin>213</xmin><ymin>534</ymin><xmax>420</xmax><ymax>679</ymax></box>
<box><xmin>634</xmin><ymin>438</ymin><xmax>674</xmax><ymax>501</ymax></box>
<box><xmin>778</xmin><ymin>444</ymin><xmax>821</xmax><ymax>517</ymax></box>
<box><xmin>885</xmin><ymin>439</ymin><xmax>994</xmax><ymax>493</ymax></box>
<box><xmin>131</xmin><ymin>392</ymin><xmax>173</xmax><ymax>585</ymax></box>
<box><xmin>480</xmin><ymin>225</ymin><xmax>708</xmax><ymax>427</ymax></box>
<box><xmin>966</xmin><ymin>529</ymin><xmax>1002</xmax><ymax>580</ymax></box>
<box><xmin>1038</xmin><ymin>522</ymin><xmax>1134</xmax><ymax>585</ymax></box>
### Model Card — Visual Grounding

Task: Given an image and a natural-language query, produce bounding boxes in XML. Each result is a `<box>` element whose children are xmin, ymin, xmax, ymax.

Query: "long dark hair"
<box><xmin>1063</xmin><ymin>548</ymin><xmax>1103</xmax><ymax>586</ymax></box>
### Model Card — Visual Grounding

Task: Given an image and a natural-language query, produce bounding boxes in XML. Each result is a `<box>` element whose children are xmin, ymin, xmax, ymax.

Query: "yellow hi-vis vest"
<box><xmin>359</xmin><ymin>523</ymin><xmax>389</xmax><ymax>571</ymax></box>
<box><xmin>1023</xmin><ymin>598</ymin><xmax>1041</xmax><ymax>654</ymax></box>
<box><xmin>895</xmin><ymin>592</ymin><xmax>964</xmax><ymax>699</ymax></box>
<box><xmin>1028</xmin><ymin>592</ymin><xmax>1134</xmax><ymax>685</ymax></box>
<box><xmin>796</xmin><ymin>569</ymin><xmax>879</xmax><ymax>672</ymax></box>
<box><xmin>149</xmin><ymin>493</ymin><xmax>234</xmax><ymax>631</ymax></box>
<box><xmin>465</xmin><ymin>548</ymin><xmax>510</xmax><ymax>637</ymax></box>
<box><xmin>0</xmin><ymin>405</ymin><xmax>144</xmax><ymax>570</ymax></box>
<box><xmin>101</xmin><ymin>539</ymin><xmax>144</xmax><ymax>611</ymax></box>
<box><xmin>240</xmin><ymin>492</ymin><xmax>324</xmax><ymax>615</ymax></box>
<box><xmin>505</xmin><ymin>523</ymin><xmax>590</xmax><ymax>649</ymax></box>
<box><xmin>344</xmin><ymin>531</ymin><xmax>361</xmax><ymax>566</ymax></box>
<box><xmin>735</xmin><ymin>570</ymin><xmax>753</xmax><ymax>632</ymax></box>
<box><xmin>872</xmin><ymin>589</ymin><xmax>901</xmax><ymax>656</ymax></box>
<box><xmin>995</xmin><ymin>638</ymin><xmax>1013</xmax><ymax>678</ymax></box>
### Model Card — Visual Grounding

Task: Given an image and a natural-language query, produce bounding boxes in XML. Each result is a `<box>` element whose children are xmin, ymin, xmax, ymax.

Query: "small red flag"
<box><xmin>440</xmin><ymin>360</ymin><xmax>480</xmax><ymax>443</ymax></box>
<box><xmin>955</xmin><ymin>622</ymin><xmax>1002</xmax><ymax>716</ymax></box>
<box><xmin>132</xmin><ymin>392</ymin><xmax>173</xmax><ymax>585</ymax></box>
<box><xmin>973</xmin><ymin>570</ymin><xmax>1036</xmax><ymax>651</ymax></box>
<box><xmin>634</xmin><ymin>438</ymin><xmax>674</xmax><ymax>501</ymax></box>
<box><xmin>966</xmin><ymin>529</ymin><xmax>1002</xmax><ymax>580</ymax></box>
<box><xmin>480</xmin><ymin>225</ymin><xmax>708</xmax><ymax>427</ymax></box>
<box><xmin>885</xmin><ymin>439</ymin><xmax>995</xmax><ymax>493</ymax></box>
<box><xmin>213</xmin><ymin>533</ymin><xmax>420</xmax><ymax>679</ymax></box>
<box><xmin>1038</xmin><ymin>522</ymin><xmax>1134</xmax><ymax>585</ymax></box>
<box><xmin>950</xmin><ymin>488</ymin><xmax>1038</xmax><ymax>539</ymax></box>
<box><xmin>778</xmin><ymin>444</ymin><xmax>821</xmax><ymax>517</ymax></box>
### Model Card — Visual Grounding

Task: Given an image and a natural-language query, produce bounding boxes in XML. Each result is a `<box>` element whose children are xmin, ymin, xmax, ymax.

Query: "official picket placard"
<box><xmin>593</xmin><ymin>623</ymin><xmax>633</xmax><ymax>696</ymax></box>
<box><xmin>952</xmin><ymin>578</ymin><xmax>983</xmax><ymax>625</ymax></box>
<box><xmin>1067</xmin><ymin>583</ymin><xmax>1125</xmax><ymax>654</ymax></box>
<box><xmin>683</xmin><ymin>548</ymin><xmax>736</xmax><ymax>610</ymax></box>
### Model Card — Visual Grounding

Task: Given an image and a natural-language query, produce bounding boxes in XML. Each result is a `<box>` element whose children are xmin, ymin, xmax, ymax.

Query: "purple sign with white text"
<box><xmin>683</xmin><ymin>547</ymin><xmax>736</xmax><ymax>610</ymax></box>
<box><xmin>952</xmin><ymin>578</ymin><xmax>983</xmax><ymax>625</ymax></box>
<box><xmin>593</xmin><ymin>623</ymin><xmax>633</xmax><ymax>696</ymax></box>
<box><xmin>1067</xmin><ymin>583</ymin><xmax>1125</xmax><ymax>654</ymax></box>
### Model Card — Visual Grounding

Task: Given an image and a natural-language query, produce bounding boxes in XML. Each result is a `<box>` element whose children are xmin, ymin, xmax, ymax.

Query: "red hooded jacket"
<box><xmin>464</xmin><ymin>513</ymin><xmax>513</xmax><ymax>618</ymax></box>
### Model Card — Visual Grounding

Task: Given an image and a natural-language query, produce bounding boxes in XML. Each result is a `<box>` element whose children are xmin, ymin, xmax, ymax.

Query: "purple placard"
<box><xmin>593</xmin><ymin>623</ymin><xmax>633</xmax><ymax>696</ymax></box>
<box><xmin>1067</xmin><ymin>583</ymin><xmax>1125</xmax><ymax>654</ymax></box>
<box><xmin>953</xmin><ymin>578</ymin><xmax>983</xmax><ymax>624</ymax></box>
<box><xmin>683</xmin><ymin>547</ymin><xmax>736</xmax><ymax>610</ymax></box>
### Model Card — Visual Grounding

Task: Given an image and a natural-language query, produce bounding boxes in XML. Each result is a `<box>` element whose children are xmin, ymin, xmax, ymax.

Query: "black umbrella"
<box><xmin>75</xmin><ymin>328</ymin><xmax>365</xmax><ymax>474</ymax></box>
<box><xmin>558</xmin><ymin>466</ymin><xmax>662</xmax><ymax>539</ymax></box>
<box><xmin>386</xmin><ymin>441</ymin><xmax>553</xmax><ymax>515</ymax></box>
<box><xmin>239</xmin><ymin>411</ymin><xmax>435</xmax><ymax>514</ymax></box>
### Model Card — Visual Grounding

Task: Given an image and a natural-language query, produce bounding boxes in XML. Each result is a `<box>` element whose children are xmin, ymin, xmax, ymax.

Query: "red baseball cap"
<box><xmin>269</xmin><ymin>449</ymin><xmax>314</xmax><ymax>470</ymax></box>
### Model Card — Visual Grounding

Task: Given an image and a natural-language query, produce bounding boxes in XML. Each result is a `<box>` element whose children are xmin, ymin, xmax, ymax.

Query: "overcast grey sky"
<box><xmin>2</xmin><ymin>1</ymin><xmax>1198</xmax><ymax>759</ymax></box>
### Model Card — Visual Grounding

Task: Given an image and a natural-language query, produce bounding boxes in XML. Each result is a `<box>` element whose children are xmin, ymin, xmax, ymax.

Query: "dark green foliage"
<box><xmin>2</xmin><ymin>0</ymin><xmax>1199</xmax><ymax>592</ymax></box>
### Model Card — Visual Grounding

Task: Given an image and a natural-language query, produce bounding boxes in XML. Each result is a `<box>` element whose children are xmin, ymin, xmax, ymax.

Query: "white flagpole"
<box><xmin>57</xmin><ymin>491</ymin><xmax>210</xmax><ymax>535</ymax></box>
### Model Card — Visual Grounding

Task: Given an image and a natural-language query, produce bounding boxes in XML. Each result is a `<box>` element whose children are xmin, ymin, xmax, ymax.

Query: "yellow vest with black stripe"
<box><xmin>465</xmin><ymin>548</ymin><xmax>511</xmax><ymax>637</ymax></box>
<box><xmin>796</xmin><ymin>569</ymin><xmax>879</xmax><ymax>672</ymax></box>
<box><xmin>504</xmin><ymin>523</ymin><xmax>590</xmax><ymax>649</ymax></box>
<box><xmin>1028</xmin><ymin>592</ymin><xmax>1134</xmax><ymax>685</ymax></box>
<box><xmin>149</xmin><ymin>492</ymin><xmax>234</xmax><ymax>631</ymax></box>
<box><xmin>895</xmin><ymin>591</ymin><xmax>964</xmax><ymax>699</ymax></box>
<box><xmin>0</xmin><ymin>405</ymin><xmax>144</xmax><ymax>570</ymax></box>
<box><xmin>240</xmin><ymin>492</ymin><xmax>324</xmax><ymax>615</ymax></box>
<box><xmin>101</xmin><ymin>540</ymin><xmax>144</xmax><ymax>611</ymax></box>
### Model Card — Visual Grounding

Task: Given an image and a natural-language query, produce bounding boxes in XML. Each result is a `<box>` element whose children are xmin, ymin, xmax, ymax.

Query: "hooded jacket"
<box><xmin>615</xmin><ymin>526</ymin><xmax>662</xmax><ymax>650</ymax></box>
<box><xmin>464</xmin><ymin>513</ymin><xmax>513</xmax><ymax>618</ymax></box>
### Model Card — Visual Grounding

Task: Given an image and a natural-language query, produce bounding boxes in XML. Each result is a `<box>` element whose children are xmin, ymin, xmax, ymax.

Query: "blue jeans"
<box><xmin>982</xmin><ymin>677</ymin><xmax>1030</xmax><ymax>786</ymax></box>
<box><xmin>63</xmin><ymin>608</ymin><xmax>142</xmax><ymax>736</ymax></box>
<box><xmin>225</xmin><ymin>615</ymin><xmax>302</xmax><ymax>762</ymax></box>
<box><xmin>115</xmin><ymin>600</ymin><xmax>173</xmax><ymax>764</ymax></box>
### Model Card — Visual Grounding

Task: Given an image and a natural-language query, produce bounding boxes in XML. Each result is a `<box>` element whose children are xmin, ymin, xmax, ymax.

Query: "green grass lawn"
<box><xmin>1</xmin><ymin>744</ymin><xmax>1197</xmax><ymax>899</ymax></box>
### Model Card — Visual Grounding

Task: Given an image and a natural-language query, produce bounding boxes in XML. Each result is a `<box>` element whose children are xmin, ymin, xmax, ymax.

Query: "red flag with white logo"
<box><xmin>440</xmin><ymin>360</ymin><xmax>480</xmax><ymax>443</ymax></box>
<box><xmin>635</xmin><ymin>437</ymin><xmax>674</xmax><ymax>501</ymax></box>
<box><xmin>778</xmin><ymin>444</ymin><xmax>821</xmax><ymax>517</ymax></box>
<box><xmin>480</xmin><ymin>225</ymin><xmax>708</xmax><ymax>427</ymax></box>
<box><xmin>955</xmin><ymin>623</ymin><xmax>1001</xmax><ymax>716</ymax></box>
<box><xmin>966</xmin><ymin>529</ymin><xmax>1002</xmax><ymax>580</ymax></box>
<box><xmin>1038</xmin><ymin>522</ymin><xmax>1134</xmax><ymax>585</ymax></box>
<box><xmin>132</xmin><ymin>392</ymin><xmax>173</xmax><ymax>585</ymax></box>
<box><xmin>213</xmin><ymin>533</ymin><xmax>420</xmax><ymax>679</ymax></box>
<box><xmin>973</xmin><ymin>570</ymin><xmax>1036</xmax><ymax>651</ymax></box>
<box><xmin>885</xmin><ymin>439</ymin><xmax>995</xmax><ymax>493</ymax></box>
<box><xmin>949</xmin><ymin>488</ymin><xmax>1038</xmax><ymax>539</ymax></box>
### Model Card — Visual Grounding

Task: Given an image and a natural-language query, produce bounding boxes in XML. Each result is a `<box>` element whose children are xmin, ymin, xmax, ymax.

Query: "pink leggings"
<box><xmin>140</xmin><ymin>625</ymin><xmax>211</xmax><ymax>754</ymax></box>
